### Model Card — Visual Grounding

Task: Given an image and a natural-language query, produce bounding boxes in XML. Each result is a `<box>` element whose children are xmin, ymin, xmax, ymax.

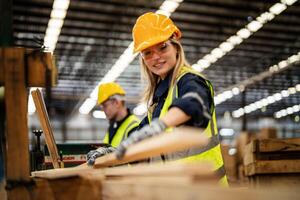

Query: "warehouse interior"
<box><xmin>11</xmin><ymin>0</ymin><xmax>299</xmax><ymax>142</ymax></box>
<box><xmin>1</xmin><ymin>0</ymin><xmax>300</xmax><ymax>199</ymax></box>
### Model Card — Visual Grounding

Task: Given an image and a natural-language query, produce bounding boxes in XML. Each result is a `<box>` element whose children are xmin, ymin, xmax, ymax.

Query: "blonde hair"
<box><xmin>140</xmin><ymin>38</ymin><xmax>190</xmax><ymax>105</ymax></box>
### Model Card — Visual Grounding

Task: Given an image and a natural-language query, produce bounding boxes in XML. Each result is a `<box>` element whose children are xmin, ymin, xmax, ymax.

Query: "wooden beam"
<box><xmin>245</xmin><ymin>160</ymin><xmax>300</xmax><ymax>176</ymax></box>
<box><xmin>31</xmin><ymin>89</ymin><xmax>60</xmax><ymax>169</ymax></box>
<box><xmin>92</xmin><ymin>127</ymin><xmax>209</xmax><ymax>168</ymax></box>
<box><xmin>32</xmin><ymin>162</ymin><xmax>215</xmax><ymax>180</ymax></box>
<box><xmin>102</xmin><ymin>181</ymin><xmax>300</xmax><ymax>200</ymax></box>
<box><xmin>4</xmin><ymin>47</ymin><xmax>30</xmax><ymax>199</ymax></box>
<box><xmin>257</xmin><ymin>138</ymin><xmax>300</xmax><ymax>152</ymax></box>
<box><xmin>27</xmin><ymin>50</ymin><xmax>57</xmax><ymax>87</ymax></box>
<box><xmin>32</xmin><ymin>127</ymin><xmax>210</xmax><ymax>178</ymax></box>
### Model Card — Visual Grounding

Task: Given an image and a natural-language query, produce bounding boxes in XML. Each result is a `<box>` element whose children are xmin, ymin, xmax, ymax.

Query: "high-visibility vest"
<box><xmin>148</xmin><ymin>66</ymin><xmax>228</xmax><ymax>186</ymax></box>
<box><xmin>103</xmin><ymin>114</ymin><xmax>140</xmax><ymax>148</ymax></box>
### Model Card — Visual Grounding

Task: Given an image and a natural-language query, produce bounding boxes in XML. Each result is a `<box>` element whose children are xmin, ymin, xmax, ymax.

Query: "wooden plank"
<box><xmin>244</xmin><ymin>160</ymin><xmax>300</xmax><ymax>176</ymax></box>
<box><xmin>31</xmin><ymin>88</ymin><xmax>60</xmax><ymax>169</ymax></box>
<box><xmin>257</xmin><ymin>138</ymin><xmax>300</xmax><ymax>152</ymax></box>
<box><xmin>32</xmin><ymin>176</ymin><xmax>103</xmax><ymax>200</ymax></box>
<box><xmin>4</xmin><ymin>47</ymin><xmax>30</xmax><ymax>200</ymax></box>
<box><xmin>102</xmin><ymin>181</ymin><xmax>300</xmax><ymax>200</ymax></box>
<box><xmin>26</xmin><ymin>50</ymin><xmax>57</xmax><ymax>87</ymax></box>
<box><xmin>33</xmin><ymin>162</ymin><xmax>216</xmax><ymax>181</ymax></box>
<box><xmin>249</xmin><ymin>174</ymin><xmax>300</xmax><ymax>188</ymax></box>
<box><xmin>4</xmin><ymin>48</ymin><xmax>30</xmax><ymax>180</ymax></box>
<box><xmin>30</xmin><ymin>176</ymin><xmax>300</xmax><ymax>200</ymax></box>
<box><xmin>93</xmin><ymin>127</ymin><xmax>209</xmax><ymax>168</ymax></box>
<box><xmin>243</xmin><ymin>141</ymin><xmax>257</xmax><ymax>166</ymax></box>
<box><xmin>31</xmin><ymin>167</ymin><xmax>94</xmax><ymax>179</ymax></box>
<box><xmin>32</xmin><ymin>128</ymin><xmax>209</xmax><ymax>179</ymax></box>
<box><xmin>103</xmin><ymin>162</ymin><xmax>215</xmax><ymax>178</ymax></box>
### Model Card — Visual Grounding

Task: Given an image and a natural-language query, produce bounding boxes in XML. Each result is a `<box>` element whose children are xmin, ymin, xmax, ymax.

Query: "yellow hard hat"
<box><xmin>97</xmin><ymin>82</ymin><xmax>126</xmax><ymax>105</ymax></box>
<box><xmin>132</xmin><ymin>12</ymin><xmax>181</xmax><ymax>53</ymax></box>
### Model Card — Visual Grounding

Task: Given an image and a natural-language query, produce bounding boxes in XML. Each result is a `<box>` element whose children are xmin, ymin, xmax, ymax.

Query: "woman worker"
<box><xmin>115</xmin><ymin>12</ymin><xmax>228</xmax><ymax>186</ymax></box>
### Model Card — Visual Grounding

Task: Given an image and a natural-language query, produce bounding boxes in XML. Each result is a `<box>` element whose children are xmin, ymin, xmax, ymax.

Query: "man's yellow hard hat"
<box><xmin>132</xmin><ymin>12</ymin><xmax>181</xmax><ymax>53</ymax></box>
<box><xmin>97</xmin><ymin>82</ymin><xmax>126</xmax><ymax>105</ymax></box>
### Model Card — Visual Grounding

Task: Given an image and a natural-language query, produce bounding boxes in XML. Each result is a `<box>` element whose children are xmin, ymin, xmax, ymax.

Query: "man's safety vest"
<box><xmin>148</xmin><ymin>66</ymin><xmax>228</xmax><ymax>186</ymax></box>
<box><xmin>103</xmin><ymin>114</ymin><xmax>140</xmax><ymax>148</ymax></box>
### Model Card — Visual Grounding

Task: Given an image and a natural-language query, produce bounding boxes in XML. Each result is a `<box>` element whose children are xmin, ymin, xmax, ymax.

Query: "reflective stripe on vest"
<box><xmin>103</xmin><ymin>114</ymin><xmax>140</xmax><ymax>148</ymax></box>
<box><xmin>147</xmin><ymin>66</ymin><xmax>228</xmax><ymax>186</ymax></box>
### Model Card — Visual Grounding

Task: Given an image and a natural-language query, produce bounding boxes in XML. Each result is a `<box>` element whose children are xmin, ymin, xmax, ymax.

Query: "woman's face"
<box><xmin>141</xmin><ymin>40</ymin><xmax>177</xmax><ymax>79</ymax></box>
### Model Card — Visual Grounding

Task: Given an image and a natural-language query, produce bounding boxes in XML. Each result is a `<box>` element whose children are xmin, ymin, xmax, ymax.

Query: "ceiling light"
<box><xmin>223</xmin><ymin>91</ymin><xmax>233</xmax><ymax>99</ymax></box>
<box><xmin>220</xmin><ymin>42</ymin><xmax>234</xmax><ymax>52</ymax></box>
<box><xmin>48</xmin><ymin>18</ymin><xmax>64</xmax><ymax>29</ymax></box>
<box><xmin>296</xmin><ymin>84</ymin><xmax>300</xmax><ymax>92</ymax></box>
<box><xmin>288</xmin><ymin>55</ymin><xmax>299</xmax><ymax>63</ymax></box>
<box><xmin>273</xmin><ymin>93</ymin><xmax>282</xmax><ymax>101</ymax></box>
<box><xmin>79</xmin><ymin>98</ymin><xmax>97</xmax><ymax>114</ymax></box>
<box><xmin>269</xmin><ymin>3</ymin><xmax>287</xmax><ymax>15</ymax></box>
<box><xmin>247</xmin><ymin>20</ymin><xmax>263</xmax><ymax>32</ymax></box>
<box><xmin>293</xmin><ymin>105</ymin><xmax>300</xmax><ymax>112</ymax></box>
<box><xmin>196</xmin><ymin>59</ymin><xmax>211</xmax><ymax>69</ymax></box>
<box><xmin>288</xmin><ymin>87</ymin><xmax>296</xmax><ymax>94</ymax></box>
<box><xmin>51</xmin><ymin>9</ymin><xmax>67</xmax><ymax>19</ymax></box>
<box><xmin>159</xmin><ymin>1</ymin><xmax>179</xmax><ymax>13</ymax></box>
<box><xmin>267</xmin><ymin>96</ymin><xmax>275</xmax><ymax>104</ymax></box>
<box><xmin>191</xmin><ymin>64</ymin><xmax>204</xmax><ymax>72</ymax></box>
<box><xmin>257</xmin><ymin>12</ymin><xmax>275</xmax><ymax>23</ymax></box>
<box><xmin>92</xmin><ymin>110</ymin><xmax>106</xmax><ymax>119</ymax></box>
<box><xmin>269</xmin><ymin>65</ymin><xmax>279</xmax><ymax>72</ymax></box>
<box><xmin>237</xmin><ymin>28</ymin><xmax>251</xmax><ymax>39</ymax></box>
<box><xmin>255</xmin><ymin>101</ymin><xmax>263</xmax><ymax>109</ymax></box>
<box><xmin>287</xmin><ymin>107</ymin><xmax>293</xmax><ymax>114</ymax></box>
<box><xmin>227</xmin><ymin>36</ymin><xmax>243</xmax><ymax>45</ymax></box>
<box><xmin>275</xmin><ymin>112</ymin><xmax>282</xmax><ymax>118</ymax></box>
<box><xmin>53</xmin><ymin>0</ymin><xmax>70</xmax><ymax>10</ymax></box>
<box><xmin>232</xmin><ymin>82</ymin><xmax>300</xmax><ymax>117</ymax></box>
<box><xmin>211</xmin><ymin>48</ymin><xmax>225</xmax><ymax>58</ymax></box>
<box><xmin>281</xmin><ymin>0</ymin><xmax>298</xmax><ymax>6</ymax></box>
<box><xmin>46</xmin><ymin>28</ymin><xmax>60</xmax><ymax>36</ymax></box>
<box><xmin>278</xmin><ymin>60</ymin><xmax>289</xmax><ymax>68</ymax></box>
<box><xmin>203</xmin><ymin>55</ymin><xmax>217</xmax><ymax>63</ymax></box>
<box><xmin>156</xmin><ymin>10</ymin><xmax>171</xmax><ymax>17</ymax></box>
<box><xmin>219</xmin><ymin>128</ymin><xmax>235</xmax><ymax>136</ymax></box>
<box><xmin>281</xmin><ymin>90</ymin><xmax>289</xmax><ymax>97</ymax></box>
<box><xmin>193</xmin><ymin>1</ymin><xmax>296</xmax><ymax>73</ymax></box>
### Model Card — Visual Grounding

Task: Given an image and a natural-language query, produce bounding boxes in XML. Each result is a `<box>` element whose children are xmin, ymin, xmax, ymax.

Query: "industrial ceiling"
<box><xmin>12</xmin><ymin>0</ymin><xmax>300</xmax><ymax>128</ymax></box>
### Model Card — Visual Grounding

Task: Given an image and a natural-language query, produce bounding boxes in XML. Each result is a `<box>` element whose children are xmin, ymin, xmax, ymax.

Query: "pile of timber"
<box><xmin>30</xmin><ymin>162</ymin><xmax>299</xmax><ymax>200</ymax></box>
<box><xmin>243</xmin><ymin>137</ymin><xmax>300</xmax><ymax>187</ymax></box>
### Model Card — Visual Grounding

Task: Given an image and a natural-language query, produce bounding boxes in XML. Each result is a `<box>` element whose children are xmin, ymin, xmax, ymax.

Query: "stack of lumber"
<box><xmin>27</xmin><ymin>131</ymin><xmax>300</xmax><ymax>199</ymax></box>
<box><xmin>243</xmin><ymin>138</ymin><xmax>300</xmax><ymax>187</ymax></box>
<box><xmin>30</xmin><ymin>163</ymin><xmax>300</xmax><ymax>200</ymax></box>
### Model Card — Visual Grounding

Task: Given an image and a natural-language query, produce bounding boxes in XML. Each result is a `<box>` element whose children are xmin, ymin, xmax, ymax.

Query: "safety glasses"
<box><xmin>140</xmin><ymin>41</ymin><xmax>172</xmax><ymax>60</ymax></box>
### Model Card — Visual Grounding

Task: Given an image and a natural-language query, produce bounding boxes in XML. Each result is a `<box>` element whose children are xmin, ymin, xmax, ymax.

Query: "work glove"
<box><xmin>87</xmin><ymin>145</ymin><xmax>116</xmax><ymax>166</ymax></box>
<box><xmin>116</xmin><ymin>119</ymin><xmax>167</xmax><ymax>160</ymax></box>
